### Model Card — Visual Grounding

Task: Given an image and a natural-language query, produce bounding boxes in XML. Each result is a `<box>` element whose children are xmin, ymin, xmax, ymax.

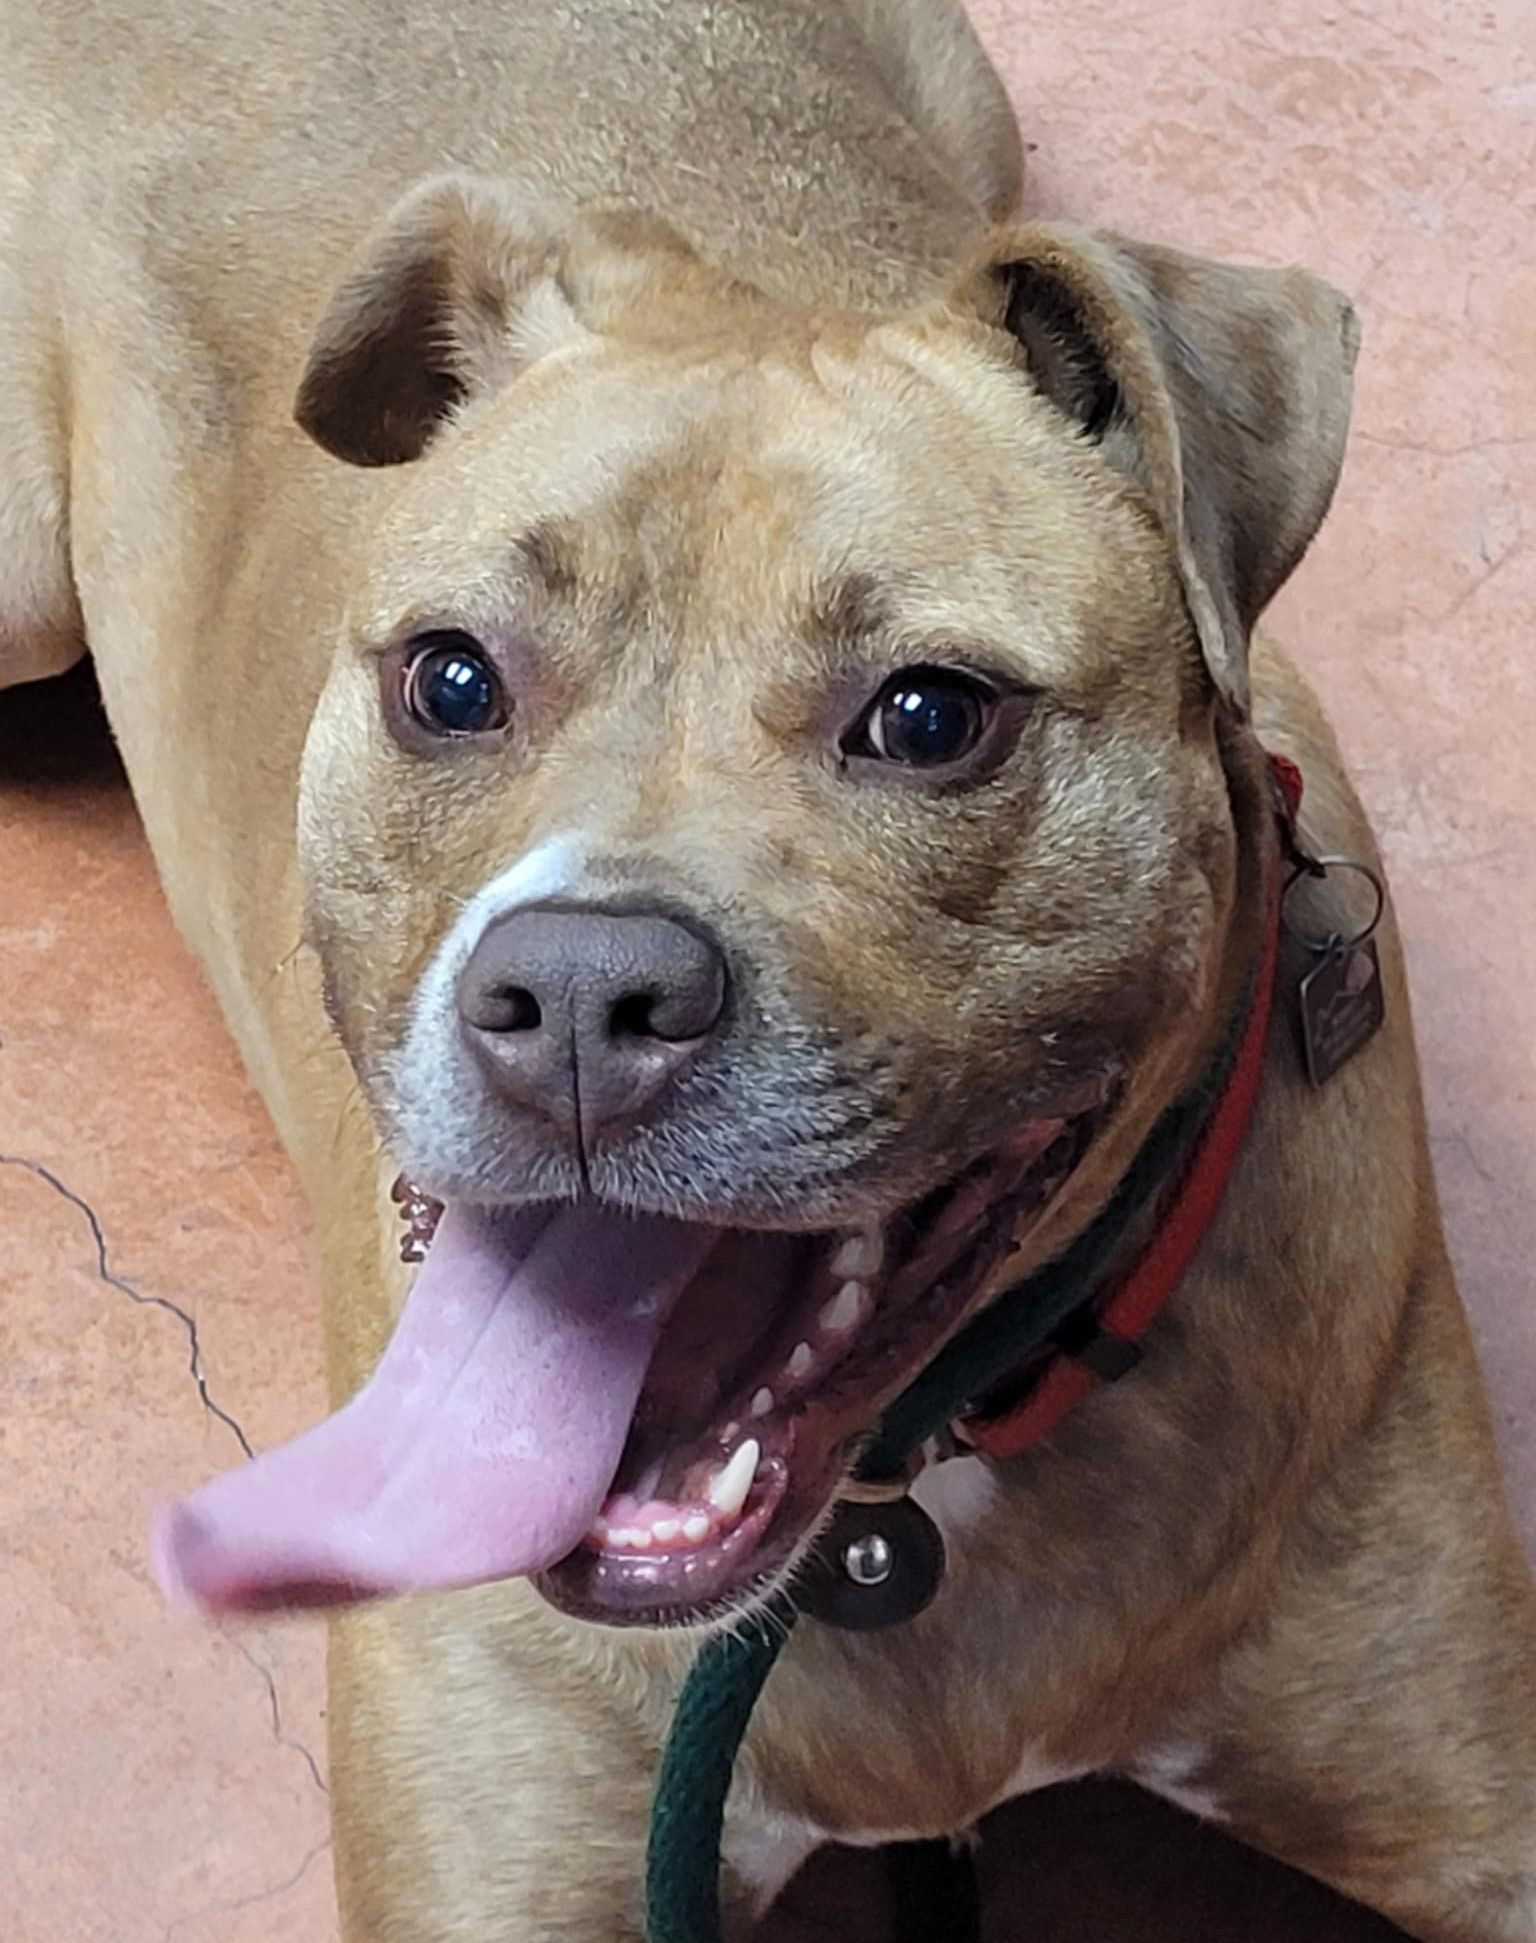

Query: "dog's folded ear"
<box><xmin>957</xmin><ymin>228</ymin><xmax>1360</xmax><ymax>717</ymax></box>
<box><xmin>294</xmin><ymin>175</ymin><xmax>718</xmax><ymax>468</ymax></box>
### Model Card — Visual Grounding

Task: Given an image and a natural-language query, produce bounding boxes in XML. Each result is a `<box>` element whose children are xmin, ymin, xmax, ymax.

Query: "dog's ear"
<box><xmin>294</xmin><ymin>177</ymin><xmax>712</xmax><ymax>467</ymax></box>
<box><xmin>957</xmin><ymin>228</ymin><xmax>1359</xmax><ymax>717</ymax></box>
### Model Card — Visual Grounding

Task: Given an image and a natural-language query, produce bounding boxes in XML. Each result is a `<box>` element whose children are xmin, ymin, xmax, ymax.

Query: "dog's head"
<box><xmin>161</xmin><ymin>181</ymin><xmax>1357</xmax><ymax>1626</ymax></box>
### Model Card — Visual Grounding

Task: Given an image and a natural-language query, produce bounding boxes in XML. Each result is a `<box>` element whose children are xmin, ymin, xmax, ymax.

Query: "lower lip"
<box><xmin>539</xmin><ymin>1452</ymin><xmax>804</xmax><ymax>1624</ymax></box>
<box><xmin>541</xmin><ymin>1500</ymin><xmax>782</xmax><ymax>1624</ymax></box>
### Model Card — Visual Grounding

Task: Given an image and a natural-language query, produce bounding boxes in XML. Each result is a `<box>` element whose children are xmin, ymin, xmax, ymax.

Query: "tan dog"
<box><xmin>4</xmin><ymin>1</ymin><xmax>1533</xmax><ymax>1938</ymax></box>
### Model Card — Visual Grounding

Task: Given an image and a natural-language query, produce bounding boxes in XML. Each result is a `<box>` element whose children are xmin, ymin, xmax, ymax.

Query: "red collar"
<box><xmin>957</xmin><ymin>752</ymin><xmax>1304</xmax><ymax>1461</ymax></box>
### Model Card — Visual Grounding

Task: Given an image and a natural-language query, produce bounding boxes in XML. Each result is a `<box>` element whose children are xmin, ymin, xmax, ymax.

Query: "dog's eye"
<box><xmin>401</xmin><ymin>633</ymin><xmax>510</xmax><ymax>737</ymax></box>
<box><xmin>849</xmin><ymin>667</ymin><xmax>994</xmax><ymax>768</ymax></box>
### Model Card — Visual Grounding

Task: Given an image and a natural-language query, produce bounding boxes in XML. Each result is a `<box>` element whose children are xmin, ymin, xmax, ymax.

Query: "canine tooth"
<box><xmin>820</xmin><ymin>1281</ymin><xmax>867</xmax><ymax>1334</ymax></box>
<box><xmin>707</xmin><ymin>1440</ymin><xmax>760</xmax><ymax>1522</ymax></box>
<box><xmin>750</xmin><ymin>1387</ymin><xmax>776</xmax><ymax>1419</ymax></box>
<box><xmin>652</xmin><ymin>1518</ymin><xmax>681</xmax><ymax>1544</ymax></box>
<box><xmin>787</xmin><ymin>1341</ymin><xmax>816</xmax><ymax>1380</ymax></box>
<box><xmin>681</xmin><ymin>1512</ymin><xmax>712</xmax><ymax>1545</ymax></box>
<box><xmin>832</xmin><ymin>1230</ymin><xmax>884</xmax><ymax>1280</ymax></box>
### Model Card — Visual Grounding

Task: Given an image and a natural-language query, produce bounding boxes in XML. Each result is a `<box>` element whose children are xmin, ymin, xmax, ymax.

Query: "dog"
<box><xmin>4</xmin><ymin>0</ymin><xmax>1533</xmax><ymax>1937</ymax></box>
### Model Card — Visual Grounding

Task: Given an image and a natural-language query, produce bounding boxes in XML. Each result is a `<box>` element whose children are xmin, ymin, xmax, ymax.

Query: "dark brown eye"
<box><xmin>402</xmin><ymin>632</ymin><xmax>510</xmax><ymax>737</ymax></box>
<box><xmin>847</xmin><ymin>666</ymin><xmax>994</xmax><ymax>768</ymax></box>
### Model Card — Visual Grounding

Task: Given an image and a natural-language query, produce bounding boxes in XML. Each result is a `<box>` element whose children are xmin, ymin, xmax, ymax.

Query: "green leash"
<box><xmin>643</xmin><ymin>1042</ymin><xmax>1234</xmax><ymax>1943</ymax></box>
<box><xmin>646</xmin><ymin>1596</ymin><xmax>800</xmax><ymax>1943</ymax></box>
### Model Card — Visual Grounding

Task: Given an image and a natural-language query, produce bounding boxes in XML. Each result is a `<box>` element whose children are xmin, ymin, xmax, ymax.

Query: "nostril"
<box><xmin>610</xmin><ymin>990</ymin><xmax>662</xmax><ymax>1040</ymax></box>
<box><xmin>474</xmin><ymin>984</ymin><xmax>543</xmax><ymax>1034</ymax></box>
<box><xmin>612</xmin><ymin>960</ymin><xmax>727</xmax><ymax>1043</ymax></box>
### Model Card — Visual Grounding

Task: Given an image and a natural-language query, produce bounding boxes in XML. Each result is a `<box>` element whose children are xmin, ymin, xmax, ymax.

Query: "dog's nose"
<box><xmin>457</xmin><ymin>906</ymin><xmax>728</xmax><ymax>1145</ymax></box>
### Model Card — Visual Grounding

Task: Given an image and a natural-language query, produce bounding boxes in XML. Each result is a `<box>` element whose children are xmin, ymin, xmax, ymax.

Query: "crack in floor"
<box><xmin>229</xmin><ymin>1633</ymin><xmax>330</xmax><ymax>1798</ymax></box>
<box><xmin>3</xmin><ymin>1151</ymin><xmax>338</xmax><ymax>1917</ymax></box>
<box><xmin>161</xmin><ymin>1836</ymin><xmax>333</xmax><ymax>1939</ymax></box>
<box><xmin>0</xmin><ymin>1151</ymin><xmax>254</xmax><ymax>1459</ymax></box>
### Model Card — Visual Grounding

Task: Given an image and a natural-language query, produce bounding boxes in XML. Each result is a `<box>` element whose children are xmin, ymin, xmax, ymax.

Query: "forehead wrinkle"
<box><xmin>579</xmin><ymin>355</ymin><xmax>952</xmax><ymax>698</ymax></box>
<box><xmin>597</xmin><ymin>388</ymin><xmax>805</xmax><ymax>603</ymax></box>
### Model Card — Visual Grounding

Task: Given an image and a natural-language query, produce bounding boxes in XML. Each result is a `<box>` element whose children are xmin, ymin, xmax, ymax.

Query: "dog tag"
<box><xmin>796</xmin><ymin>1495</ymin><xmax>946</xmax><ymax>1632</ymax></box>
<box><xmin>1299</xmin><ymin>938</ymin><xmax>1385</xmax><ymax>1087</ymax></box>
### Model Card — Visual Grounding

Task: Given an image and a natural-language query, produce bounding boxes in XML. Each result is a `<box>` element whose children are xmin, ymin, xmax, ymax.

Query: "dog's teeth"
<box><xmin>832</xmin><ymin>1229</ymin><xmax>884</xmax><ymax>1280</ymax></box>
<box><xmin>652</xmin><ymin>1518</ymin><xmax>680</xmax><ymax>1544</ymax></box>
<box><xmin>681</xmin><ymin>1512</ymin><xmax>712</xmax><ymax>1545</ymax></box>
<box><xmin>787</xmin><ymin>1341</ymin><xmax>816</xmax><ymax>1380</ymax></box>
<box><xmin>627</xmin><ymin>1527</ymin><xmax>653</xmax><ymax>1551</ymax></box>
<box><xmin>820</xmin><ymin>1280</ymin><xmax>867</xmax><ymax>1334</ymax></box>
<box><xmin>750</xmin><ymin>1387</ymin><xmax>776</xmax><ymax>1419</ymax></box>
<box><xmin>707</xmin><ymin>1439</ymin><xmax>760</xmax><ymax>1522</ymax></box>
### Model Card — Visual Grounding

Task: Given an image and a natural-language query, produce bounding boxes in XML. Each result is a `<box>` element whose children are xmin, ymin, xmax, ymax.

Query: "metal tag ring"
<box><xmin>1283</xmin><ymin>854</ymin><xmax>1386</xmax><ymax>956</ymax></box>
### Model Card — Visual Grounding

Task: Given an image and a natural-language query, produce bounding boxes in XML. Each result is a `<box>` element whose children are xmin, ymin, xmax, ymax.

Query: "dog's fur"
<box><xmin>4</xmin><ymin>1</ymin><xmax>1534</xmax><ymax>1938</ymax></box>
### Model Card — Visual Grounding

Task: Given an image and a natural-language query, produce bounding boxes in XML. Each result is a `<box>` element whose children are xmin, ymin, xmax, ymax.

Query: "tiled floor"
<box><xmin>2</xmin><ymin>3</ymin><xmax>1531</xmax><ymax>1939</ymax></box>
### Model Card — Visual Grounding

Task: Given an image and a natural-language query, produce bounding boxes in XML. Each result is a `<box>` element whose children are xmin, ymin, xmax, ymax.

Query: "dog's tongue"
<box><xmin>154</xmin><ymin>1201</ymin><xmax>719</xmax><ymax>1615</ymax></box>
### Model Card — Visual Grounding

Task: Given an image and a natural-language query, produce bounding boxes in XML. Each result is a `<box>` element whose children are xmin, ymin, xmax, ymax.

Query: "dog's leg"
<box><xmin>837</xmin><ymin>0</ymin><xmax>1024</xmax><ymax>222</ymax></box>
<box><xmin>328</xmin><ymin>1593</ymin><xmax>658</xmax><ymax>1942</ymax></box>
<box><xmin>0</xmin><ymin>240</ymin><xmax>85</xmax><ymax>688</ymax></box>
<box><xmin>1132</xmin><ymin>1261</ymin><xmax>1536</xmax><ymax>1943</ymax></box>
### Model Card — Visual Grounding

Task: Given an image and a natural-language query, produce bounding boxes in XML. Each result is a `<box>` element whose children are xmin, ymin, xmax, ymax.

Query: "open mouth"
<box><xmin>154</xmin><ymin>1113</ymin><xmax>1100</xmax><ymax>1629</ymax></box>
<box><xmin>546</xmin><ymin>1115</ymin><xmax>1098</xmax><ymax>1624</ymax></box>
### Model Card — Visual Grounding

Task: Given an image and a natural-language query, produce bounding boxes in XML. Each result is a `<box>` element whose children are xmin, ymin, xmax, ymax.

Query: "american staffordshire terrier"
<box><xmin>3</xmin><ymin>1</ymin><xmax>1532</xmax><ymax>1937</ymax></box>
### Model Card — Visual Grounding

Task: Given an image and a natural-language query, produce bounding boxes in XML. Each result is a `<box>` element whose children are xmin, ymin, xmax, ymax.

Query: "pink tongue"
<box><xmin>153</xmin><ymin>1201</ymin><xmax>719</xmax><ymax>1615</ymax></box>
